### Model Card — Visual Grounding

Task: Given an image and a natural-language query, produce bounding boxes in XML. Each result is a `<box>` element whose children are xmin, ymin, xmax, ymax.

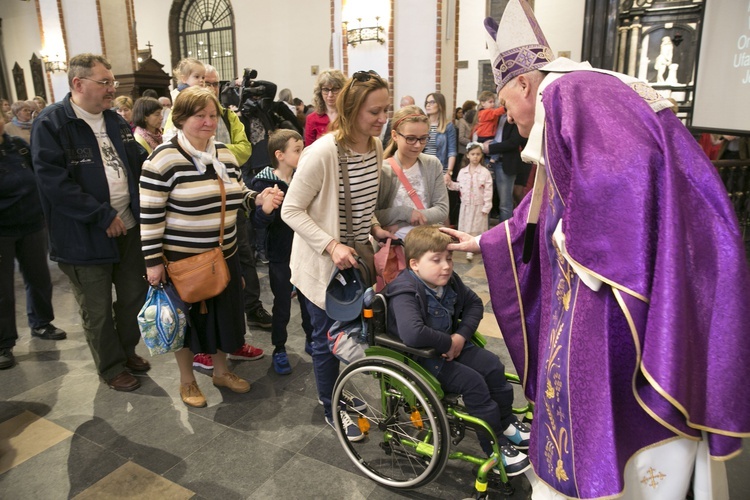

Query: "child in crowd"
<box><xmin>163</xmin><ymin>58</ymin><xmax>206</xmax><ymax>143</ymax></box>
<box><xmin>170</xmin><ymin>58</ymin><xmax>205</xmax><ymax>101</ymax></box>
<box><xmin>474</xmin><ymin>91</ymin><xmax>506</xmax><ymax>145</ymax></box>
<box><xmin>447</xmin><ymin>143</ymin><xmax>493</xmax><ymax>261</ymax></box>
<box><xmin>250</xmin><ymin>129</ymin><xmax>313</xmax><ymax>374</ymax></box>
<box><xmin>382</xmin><ymin>225</ymin><xmax>531</xmax><ymax>477</ymax></box>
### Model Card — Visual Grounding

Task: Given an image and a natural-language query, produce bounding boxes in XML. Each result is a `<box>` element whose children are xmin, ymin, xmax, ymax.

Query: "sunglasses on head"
<box><xmin>348</xmin><ymin>70</ymin><xmax>381</xmax><ymax>91</ymax></box>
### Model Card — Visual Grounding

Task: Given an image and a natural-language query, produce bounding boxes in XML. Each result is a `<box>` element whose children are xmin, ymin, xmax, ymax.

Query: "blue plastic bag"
<box><xmin>137</xmin><ymin>283</ymin><xmax>188</xmax><ymax>356</ymax></box>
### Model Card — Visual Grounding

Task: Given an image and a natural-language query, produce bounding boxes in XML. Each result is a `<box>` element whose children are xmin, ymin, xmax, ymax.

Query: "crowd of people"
<box><xmin>1</xmin><ymin>0</ymin><xmax>749</xmax><ymax>494</ymax></box>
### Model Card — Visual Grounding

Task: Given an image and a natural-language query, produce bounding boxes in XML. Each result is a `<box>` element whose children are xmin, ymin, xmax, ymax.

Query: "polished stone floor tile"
<box><xmin>163</xmin><ymin>427</ymin><xmax>294</xmax><ymax>499</ymax></box>
<box><xmin>0</xmin><ymin>411</ymin><xmax>73</xmax><ymax>474</ymax></box>
<box><xmin>73</xmin><ymin>461</ymin><xmax>194</xmax><ymax>500</ymax></box>
<box><xmin>248</xmin><ymin>454</ymin><xmax>377</xmax><ymax>500</ymax></box>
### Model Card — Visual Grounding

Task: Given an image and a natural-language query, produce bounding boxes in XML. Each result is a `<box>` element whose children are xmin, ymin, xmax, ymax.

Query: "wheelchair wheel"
<box><xmin>332</xmin><ymin>356</ymin><xmax>450</xmax><ymax>489</ymax></box>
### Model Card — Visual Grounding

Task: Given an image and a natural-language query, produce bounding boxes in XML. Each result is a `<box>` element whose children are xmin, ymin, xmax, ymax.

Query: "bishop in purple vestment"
<box><xmin>444</xmin><ymin>1</ymin><xmax>750</xmax><ymax>498</ymax></box>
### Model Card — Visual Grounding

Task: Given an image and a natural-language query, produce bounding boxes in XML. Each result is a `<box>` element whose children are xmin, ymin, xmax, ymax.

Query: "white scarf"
<box><xmin>176</xmin><ymin>129</ymin><xmax>231</xmax><ymax>184</ymax></box>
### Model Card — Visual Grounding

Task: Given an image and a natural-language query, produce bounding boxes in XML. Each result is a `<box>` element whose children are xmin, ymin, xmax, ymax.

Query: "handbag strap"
<box><xmin>387</xmin><ymin>157</ymin><xmax>425</xmax><ymax>210</ymax></box>
<box><xmin>336</xmin><ymin>141</ymin><xmax>356</xmax><ymax>247</ymax></box>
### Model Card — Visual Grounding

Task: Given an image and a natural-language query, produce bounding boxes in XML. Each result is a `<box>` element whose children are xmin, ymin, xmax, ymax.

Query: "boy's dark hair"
<box><xmin>404</xmin><ymin>225</ymin><xmax>453</xmax><ymax>264</ymax></box>
<box><xmin>478</xmin><ymin>90</ymin><xmax>495</xmax><ymax>103</ymax></box>
<box><xmin>268</xmin><ymin>129</ymin><xmax>303</xmax><ymax>168</ymax></box>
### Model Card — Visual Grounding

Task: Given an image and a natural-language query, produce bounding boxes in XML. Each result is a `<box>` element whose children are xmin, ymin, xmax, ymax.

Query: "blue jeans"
<box><xmin>0</xmin><ymin>228</ymin><xmax>55</xmax><ymax>348</ymax></box>
<box><xmin>306</xmin><ymin>300</ymin><xmax>338</xmax><ymax>419</ymax></box>
<box><xmin>428</xmin><ymin>343</ymin><xmax>515</xmax><ymax>452</ymax></box>
<box><xmin>268</xmin><ymin>261</ymin><xmax>312</xmax><ymax>350</ymax></box>
<box><xmin>492</xmin><ymin>162</ymin><xmax>516</xmax><ymax>222</ymax></box>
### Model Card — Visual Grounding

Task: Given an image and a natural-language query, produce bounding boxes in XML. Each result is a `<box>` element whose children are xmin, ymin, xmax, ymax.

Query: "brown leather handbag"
<box><xmin>165</xmin><ymin>177</ymin><xmax>230</xmax><ymax>313</ymax></box>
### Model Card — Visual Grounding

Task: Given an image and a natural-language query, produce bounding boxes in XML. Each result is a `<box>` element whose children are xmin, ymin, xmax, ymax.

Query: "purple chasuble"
<box><xmin>482</xmin><ymin>71</ymin><xmax>750</xmax><ymax>499</ymax></box>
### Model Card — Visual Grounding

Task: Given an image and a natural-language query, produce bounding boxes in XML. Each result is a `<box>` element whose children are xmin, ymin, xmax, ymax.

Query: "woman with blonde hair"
<box><xmin>282</xmin><ymin>70</ymin><xmax>394</xmax><ymax>440</ymax></box>
<box><xmin>376</xmin><ymin>105</ymin><xmax>448</xmax><ymax>238</ymax></box>
<box><xmin>304</xmin><ymin>69</ymin><xmax>346</xmax><ymax>146</ymax></box>
<box><xmin>113</xmin><ymin>96</ymin><xmax>134</xmax><ymax>131</ymax></box>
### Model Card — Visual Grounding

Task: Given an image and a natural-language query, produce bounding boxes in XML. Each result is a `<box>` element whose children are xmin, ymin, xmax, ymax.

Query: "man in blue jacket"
<box><xmin>31</xmin><ymin>53</ymin><xmax>149</xmax><ymax>391</ymax></box>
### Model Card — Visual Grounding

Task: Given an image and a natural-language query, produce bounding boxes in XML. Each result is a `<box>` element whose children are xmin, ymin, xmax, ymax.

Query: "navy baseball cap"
<box><xmin>326</xmin><ymin>265</ymin><xmax>367</xmax><ymax>322</ymax></box>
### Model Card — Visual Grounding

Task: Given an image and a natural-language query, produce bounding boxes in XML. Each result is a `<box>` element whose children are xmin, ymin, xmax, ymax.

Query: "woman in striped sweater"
<box><xmin>282</xmin><ymin>70</ymin><xmax>395</xmax><ymax>441</ymax></box>
<box><xmin>140</xmin><ymin>87</ymin><xmax>282</xmax><ymax>408</ymax></box>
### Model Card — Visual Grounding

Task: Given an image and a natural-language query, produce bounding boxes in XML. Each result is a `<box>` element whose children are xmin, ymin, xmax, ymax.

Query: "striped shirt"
<box><xmin>424</xmin><ymin>124</ymin><xmax>438</xmax><ymax>156</ymax></box>
<box><xmin>338</xmin><ymin>148</ymin><xmax>379</xmax><ymax>244</ymax></box>
<box><xmin>139</xmin><ymin>141</ymin><xmax>254</xmax><ymax>267</ymax></box>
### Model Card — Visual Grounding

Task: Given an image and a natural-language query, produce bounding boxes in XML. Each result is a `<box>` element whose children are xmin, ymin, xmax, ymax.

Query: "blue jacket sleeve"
<box><xmin>446</xmin><ymin>122</ymin><xmax>457</xmax><ymax>159</ymax></box>
<box><xmin>389</xmin><ymin>291</ymin><xmax>453</xmax><ymax>354</ymax></box>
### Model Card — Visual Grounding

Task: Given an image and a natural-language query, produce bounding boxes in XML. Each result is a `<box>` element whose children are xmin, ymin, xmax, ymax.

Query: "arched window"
<box><xmin>178</xmin><ymin>0</ymin><xmax>236</xmax><ymax>80</ymax></box>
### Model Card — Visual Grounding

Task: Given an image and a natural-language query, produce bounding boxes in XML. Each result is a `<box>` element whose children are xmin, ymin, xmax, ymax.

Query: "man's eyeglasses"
<box><xmin>397</xmin><ymin>132</ymin><xmax>429</xmax><ymax>145</ymax></box>
<box><xmin>321</xmin><ymin>87</ymin><xmax>340</xmax><ymax>95</ymax></box>
<box><xmin>204</xmin><ymin>81</ymin><xmax>220</xmax><ymax>88</ymax></box>
<box><xmin>81</xmin><ymin>78</ymin><xmax>119</xmax><ymax>89</ymax></box>
<box><xmin>348</xmin><ymin>70</ymin><xmax>381</xmax><ymax>91</ymax></box>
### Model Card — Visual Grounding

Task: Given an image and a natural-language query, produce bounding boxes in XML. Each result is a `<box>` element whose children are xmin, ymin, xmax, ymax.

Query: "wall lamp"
<box><xmin>43</xmin><ymin>55</ymin><xmax>67</xmax><ymax>73</ymax></box>
<box><xmin>343</xmin><ymin>17</ymin><xmax>385</xmax><ymax>47</ymax></box>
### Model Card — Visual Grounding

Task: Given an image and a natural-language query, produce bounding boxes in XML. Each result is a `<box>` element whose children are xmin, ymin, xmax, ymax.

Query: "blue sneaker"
<box><xmin>492</xmin><ymin>445</ymin><xmax>531</xmax><ymax>477</ymax></box>
<box><xmin>272</xmin><ymin>352</ymin><xmax>292</xmax><ymax>375</ymax></box>
<box><xmin>340</xmin><ymin>389</ymin><xmax>367</xmax><ymax>413</ymax></box>
<box><xmin>326</xmin><ymin>410</ymin><xmax>365</xmax><ymax>442</ymax></box>
<box><xmin>503</xmin><ymin>420</ymin><xmax>531</xmax><ymax>450</ymax></box>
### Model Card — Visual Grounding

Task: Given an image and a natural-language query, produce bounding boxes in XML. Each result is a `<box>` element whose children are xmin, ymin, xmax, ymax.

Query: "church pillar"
<box><xmin>627</xmin><ymin>16</ymin><xmax>641</xmax><ymax>76</ymax></box>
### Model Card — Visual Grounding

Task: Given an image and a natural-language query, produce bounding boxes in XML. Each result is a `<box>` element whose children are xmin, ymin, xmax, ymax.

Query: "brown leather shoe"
<box><xmin>180</xmin><ymin>381</ymin><xmax>207</xmax><ymax>407</ymax></box>
<box><xmin>107</xmin><ymin>371</ymin><xmax>141</xmax><ymax>392</ymax></box>
<box><xmin>212</xmin><ymin>372</ymin><xmax>251</xmax><ymax>393</ymax></box>
<box><xmin>125</xmin><ymin>355</ymin><xmax>151</xmax><ymax>373</ymax></box>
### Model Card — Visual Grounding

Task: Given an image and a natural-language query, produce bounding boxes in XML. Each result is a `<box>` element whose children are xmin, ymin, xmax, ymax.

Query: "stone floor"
<box><xmin>1</xmin><ymin>251</ymin><xmax>748</xmax><ymax>499</ymax></box>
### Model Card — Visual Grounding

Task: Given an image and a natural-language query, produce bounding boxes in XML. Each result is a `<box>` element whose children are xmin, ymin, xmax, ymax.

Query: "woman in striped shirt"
<box><xmin>282</xmin><ymin>71</ymin><xmax>395</xmax><ymax>441</ymax></box>
<box><xmin>140</xmin><ymin>87</ymin><xmax>282</xmax><ymax>408</ymax></box>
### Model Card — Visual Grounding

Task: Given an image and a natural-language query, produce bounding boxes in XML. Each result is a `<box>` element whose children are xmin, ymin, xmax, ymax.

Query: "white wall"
<box><xmin>393</xmin><ymin>0</ymin><xmax>438</xmax><ymax>107</ymax></box>
<box><xmin>0</xmin><ymin>0</ymin><xmax>45</xmax><ymax>102</ymax></box>
<box><xmin>132</xmin><ymin>0</ymin><xmax>171</xmax><ymax>75</ymax></box>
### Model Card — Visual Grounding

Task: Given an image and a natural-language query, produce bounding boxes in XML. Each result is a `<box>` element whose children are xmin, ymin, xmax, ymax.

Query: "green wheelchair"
<box><xmin>330</xmin><ymin>293</ymin><xmax>534</xmax><ymax>499</ymax></box>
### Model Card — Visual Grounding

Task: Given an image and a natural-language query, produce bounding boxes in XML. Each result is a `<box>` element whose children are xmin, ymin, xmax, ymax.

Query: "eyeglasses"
<box><xmin>321</xmin><ymin>87</ymin><xmax>340</xmax><ymax>95</ymax></box>
<box><xmin>80</xmin><ymin>78</ymin><xmax>119</xmax><ymax>89</ymax></box>
<box><xmin>348</xmin><ymin>70</ymin><xmax>381</xmax><ymax>91</ymax></box>
<box><xmin>204</xmin><ymin>81</ymin><xmax>220</xmax><ymax>88</ymax></box>
<box><xmin>396</xmin><ymin>132</ymin><xmax>429</xmax><ymax>145</ymax></box>
<box><xmin>425</xmin><ymin>100</ymin><xmax>437</xmax><ymax>106</ymax></box>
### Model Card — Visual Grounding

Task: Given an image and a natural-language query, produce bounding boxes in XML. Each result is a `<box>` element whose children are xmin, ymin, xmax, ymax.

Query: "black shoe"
<box><xmin>247</xmin><ymin>307</ymin><xmax>272</xmax><ymax>329</ymax></box>
<box><xmin>31</xmin><ymin>323</ymin><xmax>67</xmax><ymax>340</ymax></box>
<box><xmin>0</xmin><ymin>348</ymin><xmax>15</xmax><ymax>369</ymax></box>
<box><xmin>256</xmin><ymin>251</ymin><xmax>269</xmax><ymax>265</ymax></box>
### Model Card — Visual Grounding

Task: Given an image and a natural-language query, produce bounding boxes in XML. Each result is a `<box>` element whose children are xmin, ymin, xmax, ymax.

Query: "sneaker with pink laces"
<box><xmin>192</xmin><ymin>353</ymin><xmax>213</xmax><ymax>370</ymax></box>
<box><xmin>227</xmin><ymin>344</ymin><xmax>264</xmax><ymax>361</ymax></box>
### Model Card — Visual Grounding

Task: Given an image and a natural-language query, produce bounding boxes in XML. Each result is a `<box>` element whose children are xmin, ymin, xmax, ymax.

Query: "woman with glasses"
<box><xmin>5</xmin><ymin>101</ymin><xmax>36</xmax><ymax>143</ymax></box>
<box><xmin>282</xmin><ymin>70</ymin><xmax>394</xmax><ymax>441</ymax></box>
<box><xmin>376</xmin><ymin>106</ymin><xmax>448</xmax><ymax>239</ymax></box>
<box><xmin>304</xmin><ymin>69</ymin><xmax>346</xmax><ymax>146</ymax></box>
<box><xmin>424</xmin><ymin>93</ymin><xmax>458</xmax><ymax>225</ymax></box>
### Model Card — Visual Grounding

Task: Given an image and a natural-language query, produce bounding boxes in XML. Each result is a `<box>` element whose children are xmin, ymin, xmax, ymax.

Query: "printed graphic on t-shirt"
<box><xmin>99</xmin><ymin>134</ymin><xmax>126</xmax><ymax>179</ymax></box>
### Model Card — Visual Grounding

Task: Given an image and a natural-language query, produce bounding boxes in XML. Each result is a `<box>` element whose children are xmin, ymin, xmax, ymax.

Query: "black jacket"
<box><xmin>30</xmin><ymin>93</ymin><xmax>147</xmax><ymax>265</ymax></box>
<box><xmin>382</xmin><ymin>269</ymin><xmax>484</xmax><ymax>355</ymax></box>
<box><xmin>487</xmin><ymin>121</ymin><xmax>528</xmax><ymax>176</ymax></box>
<box><xmin>0</xmin><ymin>134</ymin><xmax>44</xmax><ymax>237</ymax></box>
<box><xmin>250</xmin><ymin>166</ymin><xmax>292</xmax><ymax>263</ymax></box>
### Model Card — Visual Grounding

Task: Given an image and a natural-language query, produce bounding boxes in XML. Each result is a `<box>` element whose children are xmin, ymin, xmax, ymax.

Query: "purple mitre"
<box><xmin>484</xmin><ymin>0</ymin><xmax>555</xmax><ymax>91</ymax></box>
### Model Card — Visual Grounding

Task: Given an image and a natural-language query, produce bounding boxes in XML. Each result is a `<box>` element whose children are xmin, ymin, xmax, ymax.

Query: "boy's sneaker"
<box><xmin>30</xmin><ymin>323</ymin><xmax>67</xmax><ymax>340</ymax></box>
<box><xmin>246</xmin><ymin>308</ymin><xmax>272</xmax><ymax>329</ymax></box>
<box><xmin>492</xmin><ymin>445</ymin><xmax>531</xmax><ymax>477</ymax></box>
<box><xmin>503</xmin><ymin>420</ymin><xmax>531</xmax><ymax>450</ymax></box>
<box><xmin>326</xmin><ymin>410</ymin><xmax>365</xmax><ymax>442</ymax></box>
<box><xmin>272</xmin><ymin>351</ymin><xmax>292</xmax><ymax>375</ymax></box>
<box><xmin>228</xmin><ymin>344</ymin><xmax>264</xmax><ymax>361</ymax></box>
<box><xmin>340</xmin><ymin>389</ymin><xmax>367</xmax><ymax>413</ymax></box>
<box><xmin>193</xmin><ymin>353</ymin><xmax>213</xmax><ymax>370</ymax></box>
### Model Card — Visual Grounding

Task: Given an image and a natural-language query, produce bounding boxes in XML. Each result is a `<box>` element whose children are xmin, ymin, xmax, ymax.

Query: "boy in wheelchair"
<box><xmin>382</xmin><ymin>225</ymin><xmax>531</xmax><ymax>477</ymax></box>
